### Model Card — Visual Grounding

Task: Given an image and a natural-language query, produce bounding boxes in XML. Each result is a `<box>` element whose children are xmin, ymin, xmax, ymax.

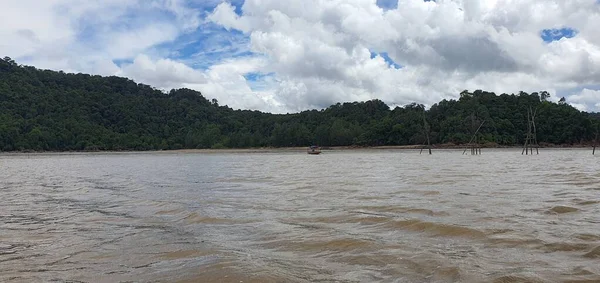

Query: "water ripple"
<box><xmin>1</xmin><ymin>149</ymin><xmax>599</xmax><ymax>282</ymax></box>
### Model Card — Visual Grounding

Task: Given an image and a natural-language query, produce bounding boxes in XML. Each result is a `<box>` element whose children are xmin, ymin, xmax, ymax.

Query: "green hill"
<box><xmin>1</xmin><ymin>56</ymin><xmax>598</xmax><ymax>151</ymax></box>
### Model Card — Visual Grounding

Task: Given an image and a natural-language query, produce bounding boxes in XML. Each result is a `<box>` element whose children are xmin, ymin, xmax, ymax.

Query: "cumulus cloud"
<box><xmin>116</xmin><ymin>54</ymin><xmax>280</xmax><ymax>112</ymax></box>
<box><xmin>119</xmin><ymin>54</ymin><xmax>208</xmax><ymax>88</ymax></box>
<box><xmin>186</xmin><ymin>56</ymin><xmax>283</xmax><ymax>112</ymax></box>
<box><xmin>0</xmin><ymin>0</ymin><xmax>199</xmax><ymax>72</ymax></box>
<box><xmin>206</xmin><ymin>0</ymin><xmax>600</xmax><ymax>112</ymax></box>
<box><xmin>2</xmin><ymin>0</ymin><xmax>600</xmax><ymax>112</ymax></box>
<box><xmin>567</xmin><ymin>88</ymin><xmax>600</xmax><ymax>111</ymax></box>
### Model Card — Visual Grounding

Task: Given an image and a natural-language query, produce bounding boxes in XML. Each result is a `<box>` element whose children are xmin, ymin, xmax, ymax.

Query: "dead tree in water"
<box><xmin>462</xmin><ymin>116</ymin><xmax>485</xmax><ymax>155</ymax></box>
<box><xmin>594</xmin><ymin>132</ymin><xmax>598</xmax><ymax>155</ymax></box>
<box><xmin>522</xmin><ymin>106</ymin><xmax>539</xmax><ymax>155</ymax></box>
<box><xmin>420</xmin><ymin>113</ymin><xmax>432</xmax><ymax>155</ymax></box>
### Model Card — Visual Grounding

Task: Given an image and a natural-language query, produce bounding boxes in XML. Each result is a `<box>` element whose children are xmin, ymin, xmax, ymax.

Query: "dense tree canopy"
<box><xmin>1</xmin><ymin>57</ymin><xmax>598</xmax><ymax>151</ymax></box>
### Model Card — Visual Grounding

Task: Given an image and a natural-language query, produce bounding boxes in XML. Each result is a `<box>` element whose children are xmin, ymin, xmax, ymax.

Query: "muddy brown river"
<box><xmin>1</xmin><ymin>149</ymin><xmax>599</xmax><ymax>282</ymax></box>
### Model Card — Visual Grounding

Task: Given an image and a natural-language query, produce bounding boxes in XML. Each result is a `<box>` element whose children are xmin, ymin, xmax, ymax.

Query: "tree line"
<box><xmin>1</xmin><ymin>56</ymin><xmax>599</xmax><ymax>151</ymax></box>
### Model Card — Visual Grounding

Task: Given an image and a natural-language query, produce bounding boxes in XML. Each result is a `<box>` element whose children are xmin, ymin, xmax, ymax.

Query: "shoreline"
<box><xmin>0</xmin><ymin>144</ymin><xmax>596</xmax><ymax>155</ymax></box>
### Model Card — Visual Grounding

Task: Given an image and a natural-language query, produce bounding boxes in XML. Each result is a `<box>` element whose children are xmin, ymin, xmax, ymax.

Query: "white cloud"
<box><xmin>207</xmin><ymin>2</ymin><xmax>251</xmax><ymax>32</ymax></box>
<box><xmin>2</xmin><ymin>0</ymin><xmax>600</xmax><ymax>113</ymax></box>
<box><xmin>0</xmin><ymin>0</ymin><xmax>200</xmax><ymax>72</ymax></box>
<box><xmin>0</xmin><ymin>0</ymin><xmax>75</xmax><ymax>59</ymax></box>
<box><xmin>205</xmin><ymin>0</ymin><xmax>600</xmax><ymax>112</ymax></box>
<box><xmin>119</xmin><ymin>54</ymin><xmax>207</xmax><ymax>88</ymax></box>
<box><xmin>567</xmin><ymin>88</ymin><xmax>600</xmax><ymax>112</ymax></box>
<box><xmin>118</xmin><ymin>54</ymin><xmax>281</xmax><ymax>112</ymax></box>
<box><xmin>105</xmin><ymin>23</ymin><xmax>181</xmax><ymax>59</ymax></box>
<box><xmin>190</xmin><ymin>57</ymin><xmax>283</xmax><ymax>112</ymax></box>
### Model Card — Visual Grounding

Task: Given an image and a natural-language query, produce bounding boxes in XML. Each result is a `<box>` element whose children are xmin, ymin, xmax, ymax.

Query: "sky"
<box><xmin>2</xmin><ymin>0</ymin><xmax>600</xmax><ymax>113</ymax></box>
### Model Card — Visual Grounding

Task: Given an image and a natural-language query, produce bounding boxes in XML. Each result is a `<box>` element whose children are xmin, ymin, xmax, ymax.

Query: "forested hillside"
<box><xmin>1</xmin><ymin>57</ymin><xmax>599</xmax><ymax>151</ymax></box>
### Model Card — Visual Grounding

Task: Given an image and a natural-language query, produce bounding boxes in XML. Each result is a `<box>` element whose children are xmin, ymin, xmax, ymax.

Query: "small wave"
<box><xmin>351</xmin><ymin>216</ymin><xmax>390</xmax><ymax>225</ymax></box>
<box><xmin>492</xmin><ymin>275</ymin><xmax>544</xmax><ymax>283</ymax></box>
<box><xmin>570</xmin><ymin>180</ymin><xmax>599</xmax><ymax>186</ymax></box>
<box><xmin>489</xmin><ymin>229</ymin><xmax>514</xmax><ymax>235</ymax></box>
<box><xmin>547</xmin><ymin>206</ymin><xmax>579</xmax><ymax>214</ymax></box>
<box><xmin>432</xmin><ymin>266</ymin><xmax>462</xmax><ymax>282</ymax></box>
<box><xmin>290</xmin><ymin>214</ymin><xmax>390</xmax><ymax>226</ymax></box>
<box><xmin>280</xmin><ymin>221</ymin><xmax>326</xmax><ymax>230</ymax></box>
<box><xmin>583</xmin><ymin>246</ymin><xmax>600</xmax><ymax>258</ymax></box>
<box><xmin>553</xmin><ymin>192</ymin><xmax>574</xmax><ymax>197</ymax></box>
<box><xmin>541</xmin><ymin>242</ymin><xmax>593</xmax><ymax>252</ymax></box>
<box><xmin>414</xmin><ymin>180</ymin><xmax>454</xmax><ymax>185</ymax></box>
<box><xmin>561</xmin><ymin>279</ymin><xmax>600</xmax><ymax>283</ymax></box>
<box><xmin>405</xmin><ymin>208</ymin><xmax>449</xmax><ymax>216</ymax></box>
<box><xmin>183</xmin><ymin>213</ymin><xmax>240</xmax><ymax>224</ymax></box>
<box><xmin>385</xmin><ymin>219</ymin><xmax>486</xmax><ymax>238</ymax></box>
<box><xmin>487</xmin><ymin>237</ymin><xmax>544</xmax><ymax>248</ymax></box>
<box><xmin>289</xmin><ymin>215</ymin><xmax>350</xmax><ymax>224</ymax></box>
<box><xmin>337</xmin><ymin>254</ymin><xmax>398</xmax><ymax>267</ymax></box>
<box><xmin>353</xmin><ymin>205</ymin><xmax>449</xmax><ymax>217</ymax></box>
<box><xmin>302</xmin><ymin>238</ymin><xmax>374</xmax><ymax>252</ymax></box>
<box><xmin>158</xmin><ymin>250</ymin><xmax>213</xmax><ymax>260</ymax></box>
<box><xmin>402</xmin><ymin>189</ymin><xmax>442</xmax><ymax>196</ymax></box>
<box><xmin>553</xmin><ymin>173</ymin><xmax>599</xmax><ymax>187</ymax></box>
<box><xmin>290</xmin><ymin>185</ymin><xmax>318</xmax><ymax>192</ymax></box>
<box><xmin>263</xmin><ymin>238</ymin><xmax>373</xmax><ymax>253</ymax></box>
<box><xmin>155</xmin><ymin>208</ymin><xmax>186</xmax><ymax>215</ymax></box>
<box><xmin>356</xmin><ymin>195</ymin><xmax>389</xmax><ymax>200</ymax></box>
<box><xmin>171</xmin><ymin>262</ymin><xmax>284</xmax><ymax>283</ymax></box>
<box><xmin>564</xmin><ymin>266</ymin><xmax>595</xmax><ymax>276</ymax></box>
<box><xmin>574</xmin><ymin>234</ymin><xmax>600</xmax><ymax>241</ymax></box>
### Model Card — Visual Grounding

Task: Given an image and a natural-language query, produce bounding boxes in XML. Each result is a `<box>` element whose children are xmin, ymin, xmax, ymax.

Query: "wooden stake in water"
<box><xmin>522</xmin><ymin>106</ymin><xmax>539</xmax><ymax>155</ymax></box>
<box><xmin>594</xmin><ymin>132</ymin><xmax>598</xmax><ymax>155</ymax></box>
<box><xmin>462</xmin><ymin>120</ymin><xmax>485</xmax><ymax>155</ymax></box>
<box><xmin>420</xmin><ymin>111</ymin><xmax>432</xmax><ymax>155</ymax></box>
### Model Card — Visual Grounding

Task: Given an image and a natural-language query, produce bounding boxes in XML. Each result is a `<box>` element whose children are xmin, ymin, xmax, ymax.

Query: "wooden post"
<box><xmin>522</xmin><ymin>106</ymin><xmax>539</xmax><ymax>155</ymax></box>
<box><xmin>594</xmin><ymin>132</ymin><xmax>598</xmax><ymax>155</ymax></box>
<box><xmin>532</xmin><ymin>107</ymin><xmax>539</xmax><ymax>155</ymax></box>
<box><xmin>421</xmin><ymin>111</ymin><xmax>432</xmax><ymax>155</ymax></box>
<box><xmin>462</xmin><ymin>120</ymin><xmax>485</xmax><ymax>155</ymax></box>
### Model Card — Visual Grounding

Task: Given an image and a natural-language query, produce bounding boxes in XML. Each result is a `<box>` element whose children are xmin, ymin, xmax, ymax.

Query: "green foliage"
<box><xmin>0</xmin><ymin>57</ymin><xmax>598</xmax><ymax>151</ymax></box>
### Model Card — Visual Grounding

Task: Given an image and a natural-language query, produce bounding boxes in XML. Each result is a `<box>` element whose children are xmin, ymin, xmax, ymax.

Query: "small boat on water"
<box><xmin>307</xmin><ymin>145</ymin><xmax>321</xmax><ymax>155</ymax></box>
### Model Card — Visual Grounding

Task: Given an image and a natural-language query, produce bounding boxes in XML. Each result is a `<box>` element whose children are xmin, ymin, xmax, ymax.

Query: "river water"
<box><xmin>1</xmin><ymin>149</ymin><xmax>599</xmax><ymax>283</ymax></box>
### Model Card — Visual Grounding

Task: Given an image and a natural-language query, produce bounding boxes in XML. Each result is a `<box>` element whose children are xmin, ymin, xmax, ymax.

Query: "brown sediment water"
<box><xmin>1</xmin><ymin>149</ymin><xmax>599</xmax><ymax>282</ymax></box>
<box><xmin>548</xmin><ymin>205</ymin><xmax>580</xmax><ymax>214</ymax></box>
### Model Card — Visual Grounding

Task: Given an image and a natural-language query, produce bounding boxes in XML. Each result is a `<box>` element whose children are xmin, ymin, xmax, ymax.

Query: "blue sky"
<box><xmin>541</xmin><ymin>28</ymin><xmax>578</xmax><ymax>43</ymax></box>
<box><xmin>376</xmin><ymin>0</ymin><xmax>399</xmax><ymax>10</ymax></box>
<box><xmin>101</xmin><ymin>1</ymin><xmax>247</xmax><ymax>69</ymax></box>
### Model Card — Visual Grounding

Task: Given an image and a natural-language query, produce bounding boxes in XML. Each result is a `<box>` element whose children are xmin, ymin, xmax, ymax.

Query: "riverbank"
<box><xmin>0</xmin><ymin>143</ymin><xmax>596</xmax><ymax>155</ymax></box>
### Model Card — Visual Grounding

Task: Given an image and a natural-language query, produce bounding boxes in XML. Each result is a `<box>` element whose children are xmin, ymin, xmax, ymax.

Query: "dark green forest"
<box><xmin>1</xmin><ymin>56</ymin><xmax>599</xmax><ymax>151</ymax></box>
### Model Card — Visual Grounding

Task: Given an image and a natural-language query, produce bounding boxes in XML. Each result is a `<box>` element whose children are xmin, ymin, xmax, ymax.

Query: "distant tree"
<box><xmin>540</xmin><ymin>91</ymin><xmax>550</xmax><ymax>102</ymax></box>
<box><xmin>2</xmin><ymin>56</ymin><xmax>16</xmax><ymax>65</ymax></box>
<box><xmin>559</xmin><ymin>97</ymin><xmax>567</xmax><ymax>105</ymax></box>
<box><xmin>460</xmin><ymin>90</ymin><xmax>470</xmax><ymax>98</ymax></box>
